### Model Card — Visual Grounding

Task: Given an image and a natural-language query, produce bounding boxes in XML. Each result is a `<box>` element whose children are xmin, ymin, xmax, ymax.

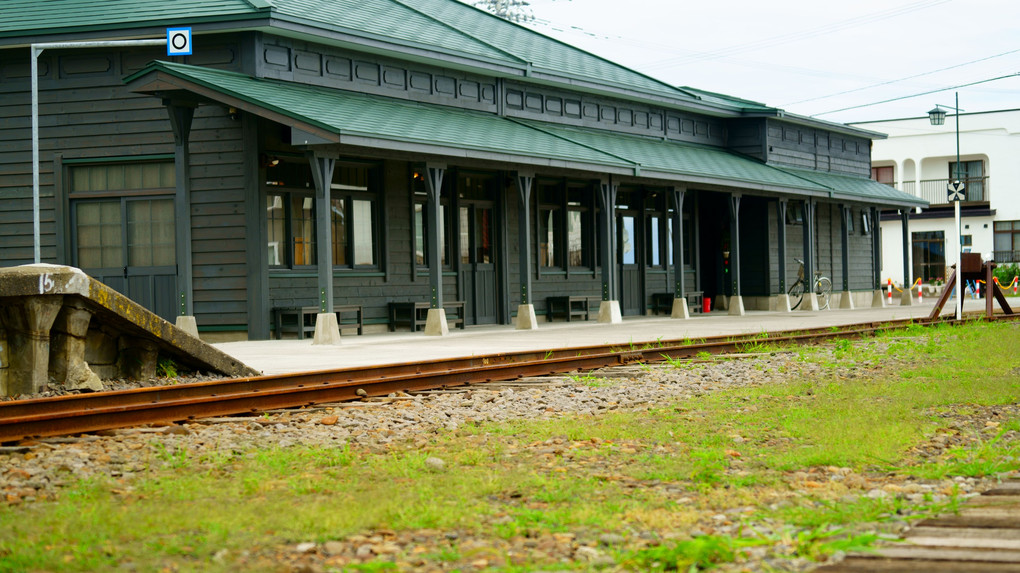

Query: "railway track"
<box><xmin>816</xmin><ymin>478</ymin><xmax>1020</xmax><ymax>572</ymax></box>
<box><xmin>1</xmin><ymin>314</ymin><xmax>1015</xmax><ymax>443</ymax></box>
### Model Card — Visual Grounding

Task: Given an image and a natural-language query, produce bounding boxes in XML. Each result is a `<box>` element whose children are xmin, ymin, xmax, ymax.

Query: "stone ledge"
<box><xmin>0</xmin><ymin>264</ymin><xmax>259</xmax><ymax>396</ymax></box>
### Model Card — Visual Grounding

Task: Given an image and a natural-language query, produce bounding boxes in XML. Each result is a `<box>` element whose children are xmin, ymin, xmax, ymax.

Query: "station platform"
<box><xmin>214</xmin><ymin>298</ymin><xmax>1000</xmax><ymax>376</ymax></box>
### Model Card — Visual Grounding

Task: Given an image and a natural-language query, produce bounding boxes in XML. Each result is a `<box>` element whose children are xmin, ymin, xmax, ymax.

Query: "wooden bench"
<box><xmin>273</xmin><ymin>305</ymin><xmax>363</xmax><ymax>339</ymax></box>
<box><xmin>652</xmin><ymin>291</ymin><xmax>704</xmax><ymax>315</ymax></box>
<box><xmin>388</xmin><ymin>301</ymin><xmax>466</xmax><ymax>332</ymax></box>
<box><xmin>546</xmin><ymin>296</ymin><xmax>600</xmax><ymax>322</ymax></box>
<box><xmin>687</xmin><ymin>291</ymin><xmax>704</xmax><ymax>313</ymax></box>
<box><xmin>334</xmin><ymin>304</ymin><xmax>364</xmax><ymax>335</ymax></box>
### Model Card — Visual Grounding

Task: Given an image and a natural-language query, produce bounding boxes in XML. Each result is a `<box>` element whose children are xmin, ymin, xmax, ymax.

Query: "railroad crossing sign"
<box><xmin>167</xmin><ymin>28</ymin><xmax>192</xmax><ymax>56</ymax></box>
<box><xmin>947</xmin><ymin>180</ymin><xmax>966</xmax><ymax>202</ymax></box>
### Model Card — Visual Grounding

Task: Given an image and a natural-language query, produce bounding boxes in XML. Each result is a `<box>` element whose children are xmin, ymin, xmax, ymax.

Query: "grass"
<box><xmin>1</xmin><ymin>322</ymin><xmax>1018</xmax><ymax>572</ymax></box>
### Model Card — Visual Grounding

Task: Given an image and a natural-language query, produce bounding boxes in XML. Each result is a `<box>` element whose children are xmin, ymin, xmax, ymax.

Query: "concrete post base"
<box><xmin>839</xmin><ymin>291</ymin><xmax>855</xmax><ymax>310</ymax></box>
<box><xmin>900</xmin><ymin>288</ymin><xmax>913</xmax><ymax>306</ymax></box>
<box><xmin>775</xmin><ymin>294</ymin><xmax>793</xmax><ymax>313</ymax></box>
<box><xmin>312</xmin><ymin>312</ymin><xmax>342</xmax><ymax>346</ymax></box>
<box><xmin>715</xmin><ymin>294</ymin><xmax>728</xmax><ymax>311</ymax></box>
<box><xmin>424</xmin><ymin>308</ymin><xmax>449</xmax><ymax>336</ymax></box>
<box><xmin>670</xmin><ymin>298</ymin><xmax>690</xmax><ymax>319</ymax></box>
<box><xmin>0</xmin><ymin>295</ymin><xmax>64</xmax><ymax>395</ymax></box>
<box><xmin>801</xmin><ymin>292</ymin><xmax>820</xmax><ymax>311</ymax></box>
<box><xmin>598</xmin><ymin>300</ymin><xmax>622</xmax><ymax>324</ymax></box>
<box><xmin>175</xmin><ymin>315</ymin><xmax>199</xmax><ymax>338</ymax></box>
<box><xmin>872</xmin><ymin>289</ymin><xmax>886</xmax><ymax>308</ymax></box>
<box><xmin>727</xmin><ymin>295</ymin><xmax>745</xmax><ymax>316</ymax></box>
<box><xmin>515</xmin><ymin>304</ymin><xmax>538</xmax><ymax>330</ymax></box>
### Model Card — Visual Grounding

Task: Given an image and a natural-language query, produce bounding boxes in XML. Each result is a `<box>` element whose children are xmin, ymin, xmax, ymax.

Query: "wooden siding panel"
<box><xmin>765</xmin><ymin>119</ymin><xmax>873</xmax><ymax>177</ymax></box>
<box><xmin>0</xmin><ymin>46</ymin><xmax>250</xmax><ymax>329</ymax></box>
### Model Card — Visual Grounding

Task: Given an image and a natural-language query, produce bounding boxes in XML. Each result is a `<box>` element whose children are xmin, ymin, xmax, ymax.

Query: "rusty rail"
<box><xmin>2</xmin><ymin>315</ymin><xmax>1015</xmax><ymax>443</ymax></box>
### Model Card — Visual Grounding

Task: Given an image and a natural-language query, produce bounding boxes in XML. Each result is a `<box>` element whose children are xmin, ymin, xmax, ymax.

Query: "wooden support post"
<box><xmin>515</xmin><ymin>172</ymin><xmax>538</xmax><ymax>329</ymax></box>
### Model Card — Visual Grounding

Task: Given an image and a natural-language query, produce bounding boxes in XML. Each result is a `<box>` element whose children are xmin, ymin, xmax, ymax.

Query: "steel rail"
<box><xmin>1</xmin><ymin>315</ymin><xmax>1014</xmax><ymax>443</ymax></box>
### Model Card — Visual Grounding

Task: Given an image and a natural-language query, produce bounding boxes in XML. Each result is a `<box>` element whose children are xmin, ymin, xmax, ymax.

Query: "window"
<box><xmin>846</xmin><ymin>208</ymin><xmax>855</xmax><ymax>235</ymax></box>
<box><xmin>948</xmin><ymin>160</ymin><xmax>985</xmax><ymax>201</ymax></box>
<box><xmin>785</xmin><ymin>201</ymin><xmax>803</xmax><ymax>225</ymax></box>
<box><xmin>644</xmin><ymin>191</ymin><xmax>666</xmax><ymax>268</ymax></box>
<box><xmin>330</xmin><ymin>165</ymin><xmax>377</xmax><ymax>267</ymax></box>
<box><xmin>871</xmin><ymin>166</ymin><xmax>894</xmax><ymax>185</ymax></box>
<box><xmin>567</xmin><ymin>184</ymin><xmax>593</xmax><ymax>268</ymax></box>
<box><xmin>994</xmin><ymin>221</ymin><xmax>1020</xmax><ymax>262</ymax></box>
<box><xmin>537</xmin><ymin>182</ymin><xmax>563</xmax><ymax>268</ymax></box>
<box><xmin>912</xmin><ymin>231</ymin><xmax>945</xmax><ymax>283</ymax></box>
<box><xmin>665</xmin><ymin>200</ymin><xmax>694</xmax><ymax>268</ymax></box>
<box><xmin>70</xmin><ymin>161</ymin><xmax>176</xmax><ymax>270</ymax></box>
<box><xmin>861</xmin><ymin>211</ymin><xmax>871</xmax><ymax>235</ymax></box>
<box><xmin>265</xmin><ymin>160</ymin><xmax>379</xmax><ymax>269</ymax></box>
<box><xmin>412</xmin><ymin>172</ymin><xmax>450</xmax><ymax>268</ymax></box>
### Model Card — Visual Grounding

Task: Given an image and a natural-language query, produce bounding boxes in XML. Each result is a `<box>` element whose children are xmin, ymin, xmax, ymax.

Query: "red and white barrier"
<box><xmin>887</xmin><ymin>278</ymin><xmax>892</xmax><ymax>303</ymax></box>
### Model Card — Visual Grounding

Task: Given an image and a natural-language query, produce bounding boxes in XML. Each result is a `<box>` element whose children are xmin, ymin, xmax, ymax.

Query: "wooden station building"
<box><xmin>0</xmin><ymin>0</ymin><xmax>926</xmax><ymax>340</ymax></box>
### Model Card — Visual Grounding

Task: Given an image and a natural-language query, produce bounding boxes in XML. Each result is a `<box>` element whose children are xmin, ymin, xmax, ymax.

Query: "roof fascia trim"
<box><xmin>126</xmin><ymin>67</ymin><xmax>341</xmax><ymax>143</ymax></box>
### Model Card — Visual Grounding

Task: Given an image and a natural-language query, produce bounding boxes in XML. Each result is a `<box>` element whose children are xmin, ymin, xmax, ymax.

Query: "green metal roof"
<box><xmin>125</xmin><ymin>61</ymin><xmax>920</xmax><ymax>208</ymax></box>
<box><xmin>779</xmin><ymin>168</ymin><xmax>928</xmax><ymax>207</ymax></box>
<box><xmin>0</xmin><ymin>0</ymin><xmax>266</xmax><ymax>36</ymax></box>
<box><xmin>0</xmin><ymin>0</ymin><xmax>711</xmax><ymax>108</ymax></box>
<box><xmin>125</xmin><ymin>61</ymin><xmax>632</xmax><ymax>170</ymax></box>
<box><xmin>513</xmin><ymin>120</ymin><xmax>832</xmax><ymax>194</ymax></box>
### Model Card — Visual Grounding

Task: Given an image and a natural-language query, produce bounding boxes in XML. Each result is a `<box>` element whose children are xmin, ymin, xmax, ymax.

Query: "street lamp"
<box><xmin>927</xmin><ymin>92</ymin><xmax>963</xmax><ymax>321</ymax></box>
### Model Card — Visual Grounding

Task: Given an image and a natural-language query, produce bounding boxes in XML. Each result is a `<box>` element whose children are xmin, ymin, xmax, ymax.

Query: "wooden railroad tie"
<box><xmin>816</xmin><ymin>478</ymin><xmax>1020</xmax><ymax>572</ymax></box>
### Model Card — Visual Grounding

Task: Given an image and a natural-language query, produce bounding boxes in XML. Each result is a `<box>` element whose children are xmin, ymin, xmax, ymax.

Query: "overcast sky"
<box><xmin>516</xmin><ymin>0</ymin><xmax>1019</xmax><ymax>124</ymax></box>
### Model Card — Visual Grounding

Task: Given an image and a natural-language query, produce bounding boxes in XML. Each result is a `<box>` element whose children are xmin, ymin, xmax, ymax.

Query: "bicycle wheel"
<box><xmin>816</xmin><ymin>277</ymin><xmax>832</xmax><ymax>310</ymax></box>
<box><xmin>788</xmin><ymin>281</ymin><xmax>804</xmax><ymax>310</ymax></box>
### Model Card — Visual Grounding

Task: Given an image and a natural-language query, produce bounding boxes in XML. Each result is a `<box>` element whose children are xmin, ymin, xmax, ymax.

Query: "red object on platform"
<box><xmin>703</xmin><ymin>298</ymin><xmax>712</xmax><ymax>313</ymax></box>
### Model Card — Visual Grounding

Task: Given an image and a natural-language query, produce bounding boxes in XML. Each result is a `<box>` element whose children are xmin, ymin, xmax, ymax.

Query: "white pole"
<box><xmin>30</xmin><ymin>38</ymin><xmax>166</xmax><ymax>264</ymax></box>
<box><xmin>954</xmin><ymin>92</ymin><xmax>962</xmax><ymax>321</ymax></box>
<box><xmin>31</xmin><ymin>45</ymin><xmax>40</xmax><ymax>263</ymax></box>
<box><xmin>955</xmin><ymin>199</ymin><xmax>961</xmax><ymax>320</ymax></box>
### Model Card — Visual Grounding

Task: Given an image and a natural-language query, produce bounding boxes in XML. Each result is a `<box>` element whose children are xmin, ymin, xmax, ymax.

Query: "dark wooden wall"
<box><xmin>0</xmin><ymin>40</ymin><xmax>252</xmax><ymax>329</ymax></box>
<box><xmin>766</xmin><ymin>200</ymin><xmax>877</xmax><ymax>295</ymax></box>
<box><xmin>765</xmin><ymin>119</ymin><xmax>872</xmax><ymax>178</ymax></box>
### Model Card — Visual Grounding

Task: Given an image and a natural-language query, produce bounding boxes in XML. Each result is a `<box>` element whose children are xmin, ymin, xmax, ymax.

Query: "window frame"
<box><xmin>264</xmin><ymin>159</ymin><xmax>382</xmax><ymax>271</ymax></box>
<box><xmin>536</xmin><ymin>180</ymin><xmax>565</xmax><ymax>270</ymax></box>
<box><xmin>67</xmin><ymin>159</ymin><xmax>177</xmax><ymax>272</ymax></box>
<box><xmin>412</xmin><ymin>172</ymin><xmax>453</xmax><ymax>271</ymax></box>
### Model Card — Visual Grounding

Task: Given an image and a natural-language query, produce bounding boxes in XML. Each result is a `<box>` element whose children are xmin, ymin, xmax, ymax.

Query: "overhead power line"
<box><xmin>811</xmin><ymin>73</ymin><xmax>1020</xmax><ymax>117</ymax></box>
<box><xmin>639</xmin><ymin>0</ymin><xmax>951</xmax><ymax>71</ymax></box>
<box><xmin>784</xmin><ymin>48</ymin><xmax>1020</xmax><ymax>106</ymax></box>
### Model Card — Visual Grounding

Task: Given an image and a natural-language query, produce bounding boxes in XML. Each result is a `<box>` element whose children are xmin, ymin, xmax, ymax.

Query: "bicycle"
<box><xmin>787</xmin><ymin>258</ymin><xmax>832</xmax><ymax>310</ymax></box>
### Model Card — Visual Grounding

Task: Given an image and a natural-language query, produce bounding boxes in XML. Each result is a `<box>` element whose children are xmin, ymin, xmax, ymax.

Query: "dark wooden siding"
<box><xmin>739</xmin><ymin>196</ymin><xmax>771</xmax><ymax>296</ymax></box>
<box><xmin>0</xmin><ymin>42</ymin><xmax>250</xmax><ymax>329</ymax></box>
<box><xmin>726</xmin><ymin>119</ymin><xmax>766</xmax><ymax>162</ymax></box>
<box><xmin>849</xmin><ymin>208</ymin><xmax>877</xmax><ymax>291</ymax></box>
<box><xmin>189</xmin><ymin>105</ymin><xmax>249</xmax><ymax>327</ymax></box>
<box><xmin>765</xmin><ymin>119</ymin><xmax>872</xmax><ymax>177</ymax></box>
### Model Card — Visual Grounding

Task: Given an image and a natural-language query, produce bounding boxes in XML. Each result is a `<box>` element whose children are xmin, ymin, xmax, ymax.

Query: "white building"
<box><xmin>851</xmin><ymin>109</ymin><xmax>1020</xmax><ymax>287</ymax></box>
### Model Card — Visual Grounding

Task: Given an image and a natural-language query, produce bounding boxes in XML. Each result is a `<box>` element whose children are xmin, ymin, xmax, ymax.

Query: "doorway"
<box><xmin>616</xmin><ymin>190</ymin><xmax>643</xmax><ymax>316</ymax></box>
<box><xmin>458</xmin><ymin>174</ymin><xmax>499</xmax><ymax>325</ymax></box>
<box><xmin>697</xmin><ymin>191</ymin><xmax>730</xmax><ymax>306</ymax></box>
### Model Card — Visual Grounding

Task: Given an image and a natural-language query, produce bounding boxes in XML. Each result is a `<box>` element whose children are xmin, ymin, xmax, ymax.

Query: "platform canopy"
<box><xmin>127</xmin><ymin>60</ymin><xmax>926</xmax><ymax>208</ymax></box>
